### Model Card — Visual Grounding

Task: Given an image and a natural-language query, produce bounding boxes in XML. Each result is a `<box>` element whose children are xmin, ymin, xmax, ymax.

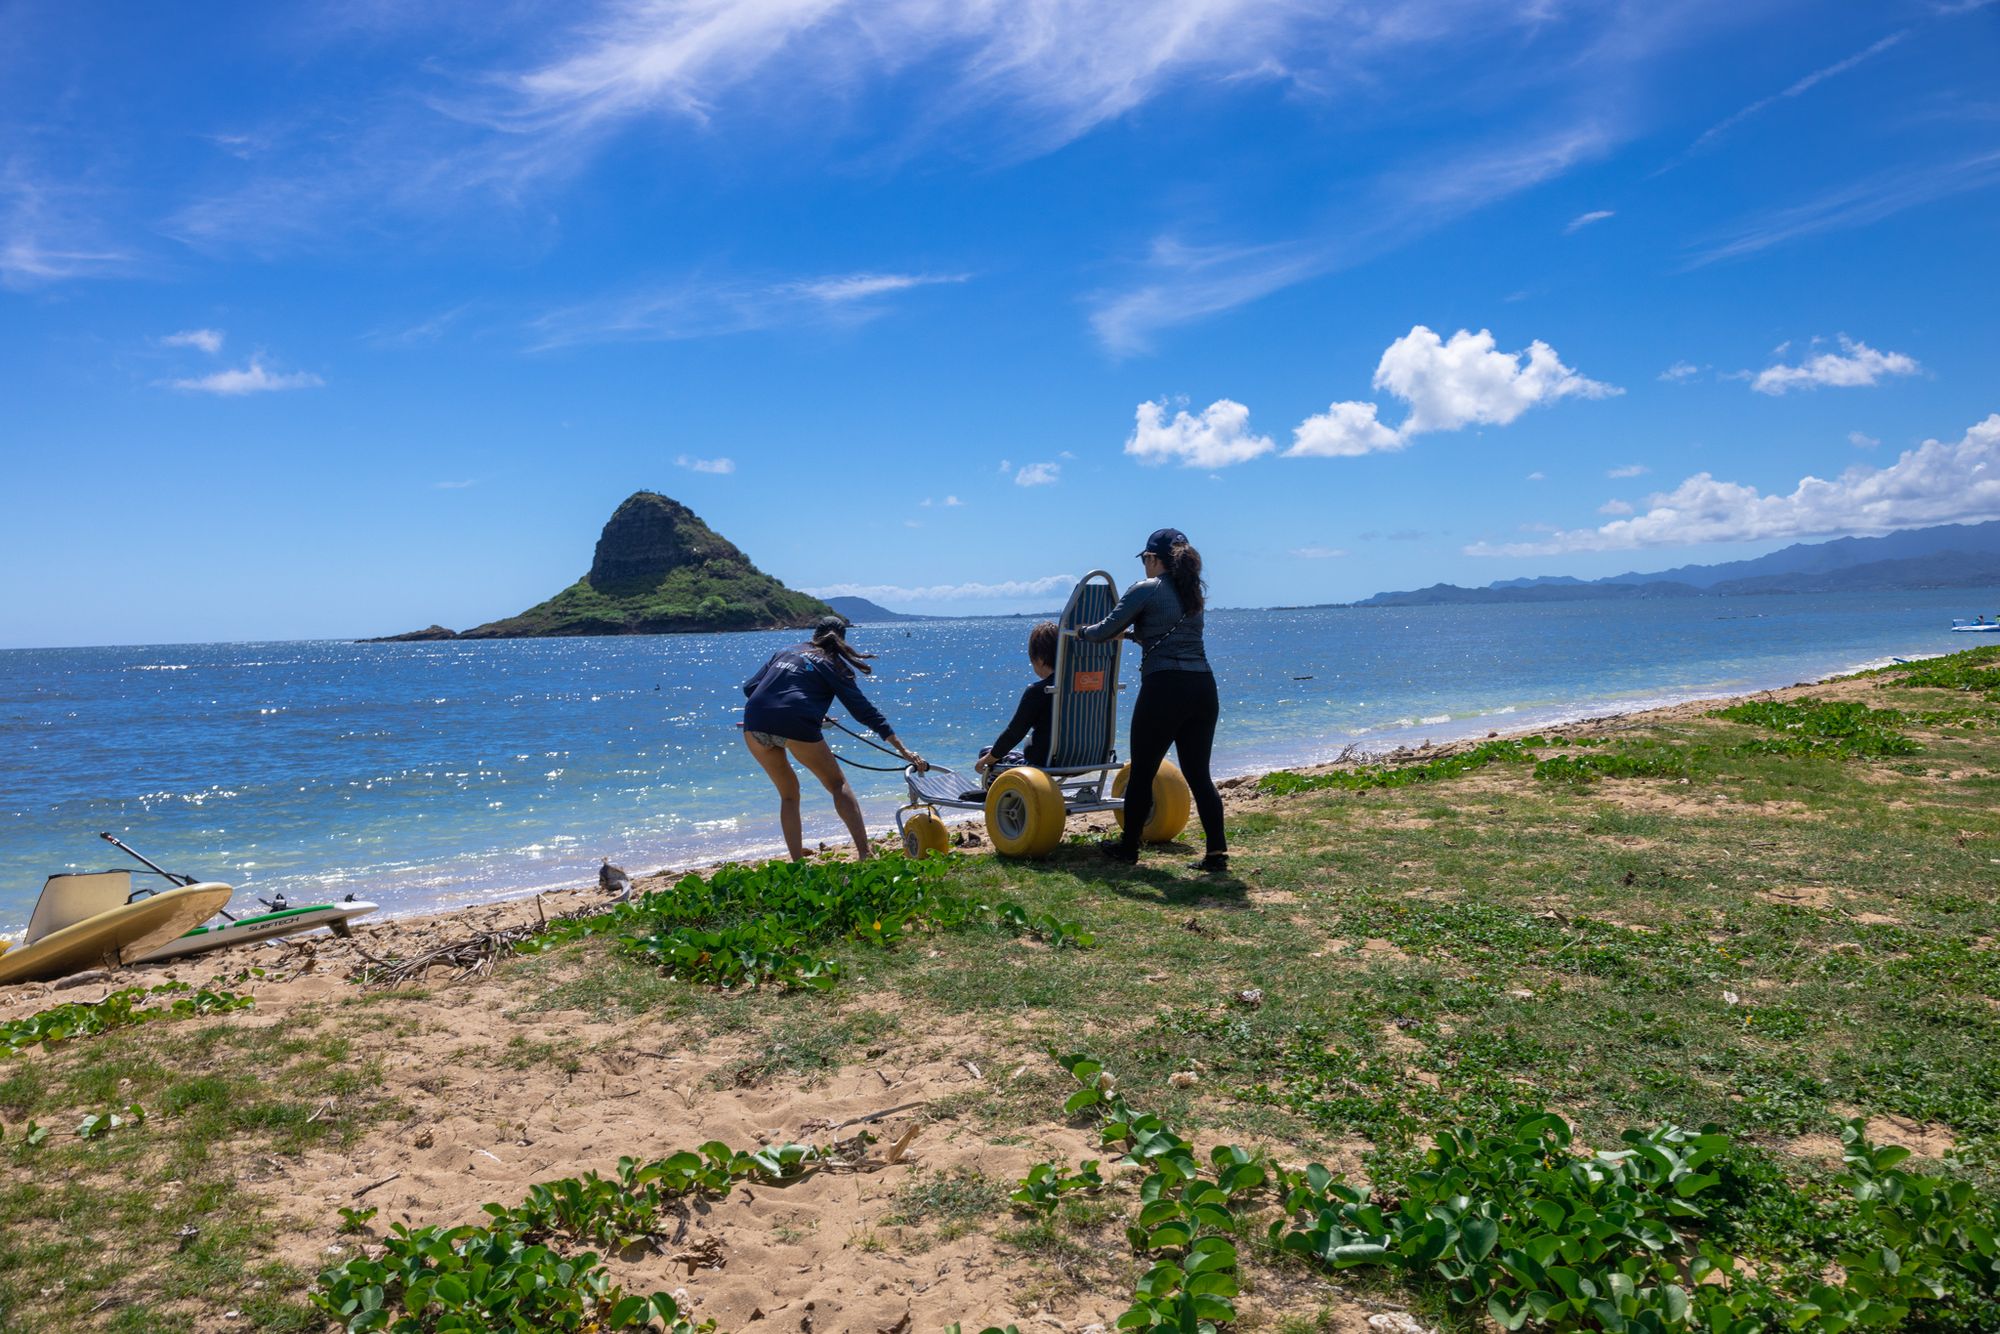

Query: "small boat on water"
<box><xmin>1951</xmin><ymin>618</ymin><xmax>2000</xmax><ymax>634</ymax></box>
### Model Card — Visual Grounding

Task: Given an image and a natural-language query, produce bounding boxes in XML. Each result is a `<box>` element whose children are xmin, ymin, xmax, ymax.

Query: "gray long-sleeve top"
<box><xmin>1077</xmin><ymin>576</ymin><xmax>1210</xmax><ymax>676</ymax></box>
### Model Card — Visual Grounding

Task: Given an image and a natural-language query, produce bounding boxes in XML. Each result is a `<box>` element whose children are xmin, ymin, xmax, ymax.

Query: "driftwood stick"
<box><xmin>827</xmin><ymin>1100</ymin><xmax>930</xmax><ymax>1132</ymax></box>
<box><xmin>353</xmin><ymin>1172</ymin><xmax>401</xmax><ymax>1199</ymax></box>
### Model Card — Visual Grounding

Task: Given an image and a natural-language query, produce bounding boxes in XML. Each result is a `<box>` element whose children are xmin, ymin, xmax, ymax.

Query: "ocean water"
<box><xmin>3</xmin><ymin>588</ymin><xmax>1994</xmax><ymax>930</ymax></box>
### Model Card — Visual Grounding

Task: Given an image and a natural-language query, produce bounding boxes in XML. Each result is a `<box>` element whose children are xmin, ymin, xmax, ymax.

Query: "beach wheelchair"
<box><xmin>895</xmin><ymin>571</ymin><xmax>1192</xmax><ymax>858</ymax></box>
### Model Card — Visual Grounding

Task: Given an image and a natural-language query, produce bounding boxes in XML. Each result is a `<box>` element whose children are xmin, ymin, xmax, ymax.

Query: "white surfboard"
<box><xmin>133</xmin><ymin>900</ymin><xmax>378</xmax><ymax>963</ymax></box>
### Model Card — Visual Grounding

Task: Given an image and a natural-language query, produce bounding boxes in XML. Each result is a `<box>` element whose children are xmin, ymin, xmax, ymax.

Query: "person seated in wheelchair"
<box><xmin>973</xmin><ymin>621</ymin><xmax>1059</xmax><ymax>781</ymax></box>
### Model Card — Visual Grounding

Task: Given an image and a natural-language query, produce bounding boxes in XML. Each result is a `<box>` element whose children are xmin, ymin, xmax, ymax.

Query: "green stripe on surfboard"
<box><xmin>175</xmin><ymin>905</ymin><xmax>352</xmax><ymax>939</ymax></box>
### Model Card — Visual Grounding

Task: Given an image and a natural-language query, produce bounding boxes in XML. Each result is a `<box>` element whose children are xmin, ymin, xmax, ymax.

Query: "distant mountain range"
<box><xmin>1359</xmin><ymin>520</ymin><xmax>2000</xmax><ymax>607</ymax></box>
<box><xmin>823</xmin><ymin>595</ymin><xmax>931</xmax><ymax>623</ymax></box>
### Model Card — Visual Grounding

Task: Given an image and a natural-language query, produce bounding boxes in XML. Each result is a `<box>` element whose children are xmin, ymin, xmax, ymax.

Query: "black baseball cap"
<box><xmin>1137</xmin><ymin>528</ymin><xmax>1187</xmax><ymax>558</ymax></box>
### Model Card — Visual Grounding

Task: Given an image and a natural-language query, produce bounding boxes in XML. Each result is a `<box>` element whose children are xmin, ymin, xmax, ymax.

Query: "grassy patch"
<box><xmin>0</xmin><ymin>1008</ymin><xmax>403</xmax><ymax>1330</ymax></box>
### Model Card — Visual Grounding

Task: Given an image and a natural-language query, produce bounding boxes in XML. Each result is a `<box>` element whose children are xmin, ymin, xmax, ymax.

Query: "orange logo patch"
<box><xmin>1075</xmin><ymin>671</ymin><xmax>1105</xmax><ymax>692</ymax></box>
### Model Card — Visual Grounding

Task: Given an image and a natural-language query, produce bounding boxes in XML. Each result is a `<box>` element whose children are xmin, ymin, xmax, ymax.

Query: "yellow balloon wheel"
<box><xmin>902</xmin><ymin>809</ymin><xmax>951</xmax><ymax>858</ymax></box>
<box><xmin>1112</xmin><ymin>760</ymin><xmax>1194</xmax><ymax>843</ymax></box>
<box><xmin>983</xmin><ymin>767</ymin><xmax>1067</xmax><ymax>858</ymax></box>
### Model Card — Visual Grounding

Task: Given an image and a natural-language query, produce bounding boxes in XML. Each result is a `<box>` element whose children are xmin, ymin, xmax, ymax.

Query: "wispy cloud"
<box><xmin>1849</xmin><ymin>431</ymin><xmax>1881</xmax><ymax>449</ymax></box>
<box><xmin>1287</xmin><ymin>325</ymin><xmax>1619</xmax><ymax>460</ymax></box>
<box><xmin>1607</xmin><ymin>463</ymin><xmax>1649</xmax><ymax>479</ymax></box>
<box><xmin>1090</xmin><ymin>120</ymin><xmax>1617</xmax><ymax>353</ymax></box>
<box><xmin>168</xmin><ymin>0</ymin><xmax>1412</xmax><ymax>251</ymax></box>
<box><xmin>0</xmin><ymin>164</ymin><xmax>130</xmax><ymax>288</ymax></box>
<box><xmin>528</xmin><ymin>269</ymin><xmax>963</xmax><ymax>348</ymax></box>
<box><xmin>1089</xmin><ymin>239</ymin><xmax>1319</xmax><ymax>358</ymax></box>
<box><xmin>1564</xmin><ymin>209</ymin><xmax>1614</xmax><ymax>233</ymax></box>
<box><xmin>805</xmin><ymin>574</ymin><xmax>1075</xmax><ymax>603</ymax></box>
<box><xmin>160</xmin><ymin>328</ymin><xmax>225</xmax><ymax>354</ymax></box>
<box><xmin>1748</xmin><ymin>337</ymin><xmax>1920</xmax><ymax>395</ymax></box>
<box><xmin>787</xmin><ymin>272</ymin><xmax>967</xmax><ymax>303</ymax></box>
<box><xmin>1687</xmin><ymin>149</ymin><xmax>2000</xmax><ymax>267</ymax></box>
<box><xmin>434</xmin><ymin>479</ymin><xmax>477</xmax><ymax>489</ymax></box>
<box><xmin>1014</xmin><ymin>462</ymin><xmax>1060</xmax><ymax>487</ymax></box>
<box><xmin>675</xmin><ymin>454</ymin><xmax>735</xmax><ymax>474</ymax></box>
<box><xmin>1658</xmin><ymin>360</ymin><xmax>1702</xmax><ymax>382</ymax></box>
<box><xmin>1676</xmin><ymin>30</ymin><xmax>1908</xmax><ymax>162</ymax></box>
<box><xmin>1468</xmin><ymin>413</ymin><xmax>2000</xmax><ymax>557</ymax></box>
<box><xmin>1289</xmin><ymin>546</ymin><xmax>1347</xmax><ymax>559</ymax></box>
<box><xmin>168</xmin><ymin>356</ymin><xmax>325</xmax><ymax>395</ymax></box>
<box><xmin>368</xmin><ymin>306</ymin><xmax>469</xmax><ymax>347</ymax></box>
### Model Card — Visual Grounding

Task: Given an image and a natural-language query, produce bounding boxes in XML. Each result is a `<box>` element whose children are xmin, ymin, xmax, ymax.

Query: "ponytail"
<box><xmin>1164</xmin><ymin>542</ymin><xmax>1205</xmax><ymax>615</ymax></box>
<box><xmin>808</xmin><ymin>616</ymin><xmax>875</xmax><ymax>676</ymax></box>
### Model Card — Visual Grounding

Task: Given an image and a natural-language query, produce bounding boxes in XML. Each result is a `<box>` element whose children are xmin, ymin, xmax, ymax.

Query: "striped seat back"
<box><xmin>1047</xmin><ymin>573</ymin><xmax>1122</xmax><ymax>768</ymax></box>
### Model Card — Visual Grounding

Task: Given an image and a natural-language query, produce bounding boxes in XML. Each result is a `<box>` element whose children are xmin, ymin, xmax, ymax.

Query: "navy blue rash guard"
<box><xmin>986</xmin><ymin>678</ymin><xmax>1052</xmax><ymax>767</ymax></box>
<box><xmin>741</xmin><ymin>645</ymin><xmax>893</xmax><ymax>744</ymax></box>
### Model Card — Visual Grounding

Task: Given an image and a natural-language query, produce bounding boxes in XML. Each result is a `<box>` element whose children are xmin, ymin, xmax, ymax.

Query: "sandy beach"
<box><xmin>4</xmin><ymin>654</ymin><xmax>1997</xmax><ymax>1332</ymax></box>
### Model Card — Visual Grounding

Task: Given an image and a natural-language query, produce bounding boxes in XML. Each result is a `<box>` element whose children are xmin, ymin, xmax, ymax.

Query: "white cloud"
<box><xmin>1607</xmin><ymin>463</ymin><xmax>1649</xmax><ymax>479</ymax></box>
<box><xmin>996</xmin><ymin>459</ymin><xmax>1011</xmax><ymax>474</ymax></box>
<box><xmin>1525</xmin><ymin>470</ymin><xmax>1547</xmax><ymax>481</ymax></box>
<box><xmin>1289</xmin><ymin>546</ymin><xmax>1348</xmax><ymax>559</ymax></box>
<box><xmin>1283</xmin><ymin>325</ymin><xmax>1617</xmax><ymax>461</ymax></box>
<box><xmin>168</xmin><ymin>357</ymin><xmax>324</xmax><ymax>395</ymax></box>
<box><xmin>1658</xmin><ymin>360</ymin><xmax>1701</xmax><ymax>382</ymax></box>
<box><xmin>1378</xmin><ymin>326</ymin><xmax>1620</xmax><ymax>435</ymax></box>
<box><xmin>1749</xmin><ymin>337</ymin><xmax>1920</xmax><ymax>395</ymax></box>
<box><xmin>434</xmin><ymin>479</ymin><xmax>476</xmax><ymax>489</ymax></box>
<box><xmin>161</xmin><ymin>328</ymin><xmax>225</xmax><ymax>354</ymax></box>
<box><xmin>1598</xmin><ymin>499</ymin><xmax>1634</xmax><ymax>515</ymax></box>
<box><xmin>806</xmin><ymin>574</ymin><xmax>1076</xmax><ymax>603</ymax></box>
<box><xmin>1467</xmin><ymin>413</ymin><xmax>2000</xmax><ymax>557</ymax></box>
<box><xmin>0</xmin><ymin>164</ymin><xmax>130</xmax><ymax>289</ymax></box>
<box><xmin>1288</xmin><ymin>400</ymin><xmax>1404</xmax><ymax>458</ymax></box>
<box><xmin>942</xmin><ymin>495</ymin><xmax>962</xmax><ymax>506</ymax></box>
<box><xmin>786</xmin><ymin>272</ymin><xmax>967</xmax><ymax>303</ymax></box>
<box><xmin>1014</xmin><ymin>462</ymin><xmax>1061</xmax><ymax>487</ymax></box>
<box><xmin>1564</xmin><ymin>209</ymin><xmax>1614</xmax><ymax>233</ymax></box>
<box><xmin>1126</xmin><ymin>398</ymin><xmax>1275</xmax><ymax>469</ymax></box>
<box><xmin>676</xmin><ymin>454</ymin><xmax>735</xmax><ymax>474</ymax></box>
<box><xmin>1849</xmin><ymin>431</ymin><xmax>1880</xmax><ymax>449</ymax></box>
<box><xmin>528</xmin><ymin>269</ymin><xmax>963</xmax><ymax>348</ymax></box>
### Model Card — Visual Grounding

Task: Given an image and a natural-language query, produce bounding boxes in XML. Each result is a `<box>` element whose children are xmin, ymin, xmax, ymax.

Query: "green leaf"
<box><xmin>1064</xmin><ymin>1088</ymin><xmax>1103</xmax><ymax>1117</ymax></box>
<box><xmin>1462</xmin><ymin>1216</ymin><xmax>1499</xmax><ymax>1261</ymax></box>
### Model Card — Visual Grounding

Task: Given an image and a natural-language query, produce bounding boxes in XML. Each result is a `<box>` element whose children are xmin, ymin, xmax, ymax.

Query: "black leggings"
<box><xmin>1120</xmin><ymin>669</ymin><xmax>1226</xmax><ymax>856</ymax></box>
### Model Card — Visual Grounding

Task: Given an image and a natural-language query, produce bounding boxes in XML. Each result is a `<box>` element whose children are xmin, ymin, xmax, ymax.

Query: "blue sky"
<box><xmin>3</xmin><ymin>0</ymin><xmax>1998</xmax><ymax>647</ymax></box>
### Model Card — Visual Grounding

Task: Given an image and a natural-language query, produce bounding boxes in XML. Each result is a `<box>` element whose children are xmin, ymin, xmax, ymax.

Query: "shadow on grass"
<box><xmin>1060</xmin><ymin>847</ymin><xmax>1253</xmax><ymax>908</ymax></box>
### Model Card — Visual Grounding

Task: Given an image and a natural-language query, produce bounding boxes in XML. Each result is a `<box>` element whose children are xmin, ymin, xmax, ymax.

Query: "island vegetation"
<box><xmin>366</xmin><ymin>492</ymin><xmax>831</xmax><ymax>640</ymax></box>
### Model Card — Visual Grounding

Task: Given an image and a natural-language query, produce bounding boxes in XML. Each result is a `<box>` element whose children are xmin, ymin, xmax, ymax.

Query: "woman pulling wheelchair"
<box><xmin>1078</xmin><ymin>528</ymin><xmax>1229</xmax><ymax>873</ymax></box>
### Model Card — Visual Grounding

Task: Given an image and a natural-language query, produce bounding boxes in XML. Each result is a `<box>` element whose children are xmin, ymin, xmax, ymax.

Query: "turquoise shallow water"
<box><xmin>2</xmin><ymin>588</ymin><xmax>1992</xmax><ymax>930</ymax></box>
